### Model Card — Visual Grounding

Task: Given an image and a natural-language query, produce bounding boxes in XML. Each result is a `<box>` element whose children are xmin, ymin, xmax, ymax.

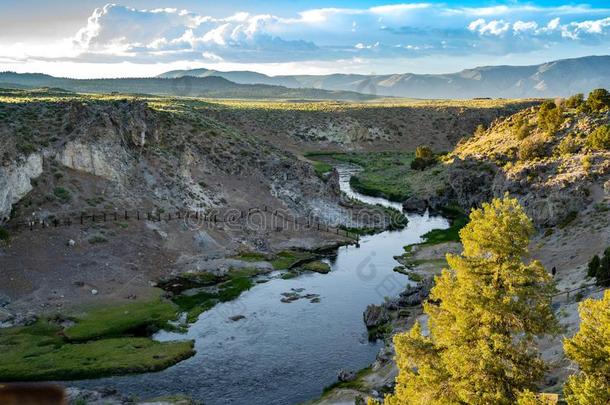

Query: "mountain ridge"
<box><xmin>158</xmin><ymin>55</ymin><xmax>610</xmax><ymax>99</ymax></box>
<box><xmin>0</xmin><ymin>72</ymin><xmax>376</xmax><ymax>101</ymax></box>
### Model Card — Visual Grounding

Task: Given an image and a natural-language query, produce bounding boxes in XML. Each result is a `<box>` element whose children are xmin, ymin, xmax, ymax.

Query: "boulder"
<box><xmin>403</xmin><ymin>196</ymin><xmax>428</xmax><ymax>213</ymax></box>
<box><xmin>337</xmin><ymin>369</ymin><xmax>357</xmax><ymax>382</ymax></box>
<box><xmin>363</xmin><ymin>304</ymin><xmax>390</xmax><ymax>329</ymax></box>
<box><xmin>398</xmin><ymin>278</ymin><xmax>434</xmax><ymax>307</ymax></box>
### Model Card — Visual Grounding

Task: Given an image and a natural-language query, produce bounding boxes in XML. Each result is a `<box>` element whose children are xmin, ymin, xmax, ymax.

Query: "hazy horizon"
<box><xmin>2</xmin><ymin>1</ymin><xmax>610</xmax><ymax>78</ymax></box>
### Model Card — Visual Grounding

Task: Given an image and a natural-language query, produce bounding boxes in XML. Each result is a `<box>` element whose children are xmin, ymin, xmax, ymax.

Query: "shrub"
<box><xmin>411</xmin><ymin>145</ymin><xmax>436</xmax><ymax>170</ymax></box>
<box><xmin>518</xmin><ymin>136</ymin><xmax>547</xmax><ymax>161</ymax></box>
<box><xmin>53</xmin><ymin>187</ymin><xmax>71</xmax><ymax>203</ymax></box>
<box><xmin>587</xmin><ymin>88</ymin><xmax>610</xmax><ymax>112</ymax></box>
<box><xmin>588</xmin><ymin>254</ymin><xmax>600</xmax><ymax>278</ymax></box>
<box><xmin>514</xmin><ymin>122</ymin><xmax>531</xmax><ymax>140</ymax></box>
<box><xmin>586</xmin><ymin>125</ymin><xmax>610</xmax><ymax>150</ymax></box>
<box><xmin>537</xmin><ymin>100</ymin><xmax>564</xmax><ymax>134</ymax></box>
<box><xmin>565</xmin><ymin>93</ymin><xmax>584</xmax><ymax>109</ymax></box>
<box><xmin>0</xmin><ymin>227</ymin><xmax>9</xmax><ymax>242</ymax></box>
<box><xmin>581</xmin><ymin>155</ymin><xmax>593</xmax><ymax>173</ymax></box>
<box><xmin>415</xmin><ymin>145</ymin><xmax>434</xmax><ymax>160</ymax></box>
<box><xmin>88</xmin><ymin>235</ymin><xmax>108</xmax><ymax>244</ymax></box>
<box><xmin>554</xmin><ymin>134</ymin><xmax>581</xmax><ymax>156</ymax></box>
<box><xmin>473</xmin><ymin>124</ymin><xmax>486</xmax><ymax>137</ymax></box>
<box><xmin>597</xmin><ymin>248</ymin><xmax>610</xmax><ymax>287</ymax></box>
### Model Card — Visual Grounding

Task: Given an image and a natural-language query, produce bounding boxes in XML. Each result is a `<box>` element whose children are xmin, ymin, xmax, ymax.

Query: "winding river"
<box><xmin>73</xmin><ymin>165</ymin><xmax>449</xmax><ymax>405</ymax></box>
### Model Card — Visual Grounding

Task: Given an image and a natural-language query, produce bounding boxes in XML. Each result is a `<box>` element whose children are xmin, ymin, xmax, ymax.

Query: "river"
<box><xmin>73</xmin><ymin>165</ymin><xmax>449</xmax><ymax>404</ymax></box>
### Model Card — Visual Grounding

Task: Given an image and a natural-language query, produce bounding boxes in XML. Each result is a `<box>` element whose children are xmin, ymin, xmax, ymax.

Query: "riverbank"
<box><xmin>0</xmin><ymin>293</ymin><xmax>195</xmax><ymax>382</ymax></box>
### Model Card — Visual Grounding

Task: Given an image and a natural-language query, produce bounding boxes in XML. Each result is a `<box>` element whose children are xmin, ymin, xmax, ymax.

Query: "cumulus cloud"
<box><xmin>2</xmin><ymin>2</ymin><xmax>610</xmax><ymax>66</ymax></box>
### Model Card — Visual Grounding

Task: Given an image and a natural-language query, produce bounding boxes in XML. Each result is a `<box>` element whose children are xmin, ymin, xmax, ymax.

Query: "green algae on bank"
<box><xmin>0</xmin><ymin>298</ymin><xmax>194</xmax><ymax>381</ymax></box>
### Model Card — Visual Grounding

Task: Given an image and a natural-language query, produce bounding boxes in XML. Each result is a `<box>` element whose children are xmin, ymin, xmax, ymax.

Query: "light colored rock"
<box><xmin>67</xmin><ymin>239</ymin><xmax>76</xmax><ymax>247</ymax></box>
<box><xmin>91</xmin><ymin>289</ymin><xmax>99</xmax><ymax>295</ymax></box>
<box><xmin>57</xmin><ymin>142</ymin><xmax>119</xmax><ymax>181</ymax></box>
<box><xmin>0</xmin><ymin>153</ymin><xmax>43</xmax><ymax>223</ymax></box>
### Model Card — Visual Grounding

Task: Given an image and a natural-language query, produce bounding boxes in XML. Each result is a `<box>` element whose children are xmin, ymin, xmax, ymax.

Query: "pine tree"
<box><xmin>587</xmin><ymin>255</ymin><xmax>600</xmax><ymax>278</ymax></box>
<box><xmin>383</xmin><ymin>196</ymin><xmax>558</xmax><ymax>405</ymax></box>
<box><xmin>563</xmin><ymin>290</ymin><xmax>610</xmax><ymax>404</ymax></box>
<box><xmin>596</xmin><ymin>248</ymin><xmax>610</xmax><ymax>287</ymax></box>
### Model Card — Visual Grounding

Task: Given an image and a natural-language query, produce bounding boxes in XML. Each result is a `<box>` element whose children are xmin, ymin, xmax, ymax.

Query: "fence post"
<box><xmin>92</xmin><ymin>214</ymin><xmax>95</xmax><ymax>222</ymax></box>
<box><xmin>114</xmin><ymin>212</ymin><xmax>118</xmax><ymax>221</ymax></box>
<box><xmin>80</xmin><ymin>214</ymin><xmax>83</xmax><ymax>225</ymax></box>
<box><xmin>103</xmin><ymin>213</ymin><xmax>106</xmax><ymax>222</ymax></box>
<box><xmin>125</xmin><ymin>210</ymin><xmax>128</xmax><ymax>220</ymax></box>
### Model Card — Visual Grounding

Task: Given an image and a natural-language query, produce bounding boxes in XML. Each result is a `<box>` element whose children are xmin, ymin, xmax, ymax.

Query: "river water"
<box><xmin>73</xmin><ymin>165</ymin><xmax>449</xmax><ymax>404</ymax></box>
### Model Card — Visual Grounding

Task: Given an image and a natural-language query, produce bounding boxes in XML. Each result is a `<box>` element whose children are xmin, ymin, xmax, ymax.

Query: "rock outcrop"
<box><xmin>0</xmin><ymin>153</ymin><xmax>43</xmax><ymax>223</ymax></box>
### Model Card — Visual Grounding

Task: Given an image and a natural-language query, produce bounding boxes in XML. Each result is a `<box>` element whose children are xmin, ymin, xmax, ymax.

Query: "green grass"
<box><xmin>312</xmin><ymin>161</ymin><xmax>333</xmax><ymax>179</ymax></box>
<box><xmin>64</xmin><ymin>298</ymin><xmax>179</xmax><ymax>341</ymax></box>
<box><xmin>235</xmin><ymin>250</ymin><xmax>316</xmax><ymax>270</ymax></box>
<box><xmin>418</xmin><ymin>206</ymin><xmax>469</xmax><ymax>246</ymax></box>
<box><xmin>302</xmin><ymin>261</ymin><xmax>331</xmax><ymax>274</ymax></box>
<box><xmin>0</xmin><ymin>299</ymin><xmax>194</xmax><ymax>381</ymax></box>
<box><xmin>87</xmin><ymin>234</ymin><xmax>108</xmax><ymax>244</ymax></box>
<box><xmin>281</xmin><ymin>271</ymin><xmax>298</xmax><ymax>280</ymax></box>
<box><xmin>236</xmin><ymin>252</ymin><xmax>268</xmax><ymax>262</ymax></box>
<box><xmin>306</xmin><ymin>151</ymin><xmax>447</xmax><ymax>203</ymax></box>
<box><xmin>0</xmin><ymin>326</ymin><xmax>193</xmax><ymax>381</ymax></box>
<box><xmin>173</xmin><ymin>276</ymin><xmax>254</xmax><ymax>323</ymax></box>
<box><xmin>271</xmin><ymin>250</ymin><xmax>315</xmax><ymax>270</ymax></box>
<box><xmin>420</xmin><ymin>216</ymin><xmax>468</xmax><ymax>245</ymax></box>
<box><xmin>322</xmin><ymin>366</ymin><xmax>373</xmax><ymax>395</ymax></box>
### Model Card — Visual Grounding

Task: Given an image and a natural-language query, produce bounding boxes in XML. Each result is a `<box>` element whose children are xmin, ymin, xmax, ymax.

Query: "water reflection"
<box><xmin>71</xmin><ymin>167</ymin><xmax>449</xmax><ymax>405</ymax></box>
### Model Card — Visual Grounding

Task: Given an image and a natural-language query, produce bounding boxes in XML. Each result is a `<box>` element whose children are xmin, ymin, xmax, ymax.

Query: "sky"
<box><xmin>1</xmin><ymin>1</ymin><xmax>610</xmax><ymax>78</ymax></box>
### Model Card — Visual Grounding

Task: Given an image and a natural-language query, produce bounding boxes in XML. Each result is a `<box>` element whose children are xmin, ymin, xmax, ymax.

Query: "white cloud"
<box><xmin>468</xmin><ymin>19</ymin><xmax>511</xmax><ymax>36</ymax></box>
<box><xmin>2</xmin><ymin>2</ymin><xmax>610</xmax><ymax>68</ymax></box>
<box><xmin>513</xmin><ymin>21</ymin><xmax>538</xmax><ymax>33</ymax></box>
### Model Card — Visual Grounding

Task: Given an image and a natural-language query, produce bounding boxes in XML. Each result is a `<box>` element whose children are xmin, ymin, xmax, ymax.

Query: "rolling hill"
<box><xmin>159</xmin><ymin>55</ymin><xmax>610</xmax><ymax>99</ymax></box>
<box><xmin>0</xmin><ymin>72</ymin><xmax>376</xmax><ymax>101</ymax></box>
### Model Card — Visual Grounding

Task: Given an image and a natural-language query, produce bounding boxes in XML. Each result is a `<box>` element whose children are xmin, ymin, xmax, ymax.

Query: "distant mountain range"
<box><xmin>159</xmin><ymin>55</ymin><xmax>610</xmax><ymax>99</ymax></box>
<box><xmin>0</xmin><ymin>72</ymin><xmax>375</xmax><ymax>101</ymax></box>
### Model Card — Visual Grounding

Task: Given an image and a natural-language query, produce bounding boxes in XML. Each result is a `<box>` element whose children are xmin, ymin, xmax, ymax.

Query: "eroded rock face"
<box><xmin>446</xmin><ymin>157</ymin><xmax>495</xmax><ymax>210</ymax></box>
<box><xmin>58</xmin><ymin>142</ymin><xmax>128</xmax><ymax>181</ymax></box>
<box><xmin>0</xmin><ymin>154</ymin><xmax>43</xmax><ymax>223</ymax></box>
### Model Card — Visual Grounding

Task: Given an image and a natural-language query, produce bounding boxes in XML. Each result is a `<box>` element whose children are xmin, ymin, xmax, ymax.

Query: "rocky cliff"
<box><xmin>447</xmin><ymin>104</ymin><xmax>610</xmax><ymax>226</ymax></box>
<box><xmin>0</xmin><ymin>92</ymin><xmax>386</xmax><ymax>230</ymax></box>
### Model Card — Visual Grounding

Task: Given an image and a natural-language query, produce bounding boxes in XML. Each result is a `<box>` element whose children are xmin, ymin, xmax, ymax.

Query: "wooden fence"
<box><xmin>4</xmin><ymin>205</ymin><xmax>360</xmax><ymax>241</ymax></box>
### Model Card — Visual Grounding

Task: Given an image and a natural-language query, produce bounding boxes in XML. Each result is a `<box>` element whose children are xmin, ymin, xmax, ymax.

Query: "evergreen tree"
<box><xmin>383</xmin><ymin>196</ymin><xmax>558</xmax><ymax>405</ymax></box>
<box><xmin>586</xmin><ymin>88</ymin><xmax>610</xmax><ymax>112</ymax></box>
<box><xmin>587</xmin><ymin>255</ymin><xmax>600</xmax><ymax>278</ymax></box>
<box><xmin>596</xmin><ymin>248</ymin><xmax>610</xmax><ymax>287</ymax></box>
<box><xmin>563</xmin><ymin>290</ymin><xmax>610</xmax><ymax>404</ymax></box>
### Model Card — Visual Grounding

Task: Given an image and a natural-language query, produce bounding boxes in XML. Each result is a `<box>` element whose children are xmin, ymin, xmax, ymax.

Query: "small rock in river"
<box><xmin>338</xmin><ymin>369</ymin><xmax>356</xmax><ymax>382</ymax></box>
<box><xmin>229</xmin><ymin>315</ymin><xmax>246</xmax><ymax>322</ymax></box>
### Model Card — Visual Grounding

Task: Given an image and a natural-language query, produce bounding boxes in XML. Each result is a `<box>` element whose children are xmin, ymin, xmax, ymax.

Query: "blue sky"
<box><xmin>1</xmin><ymin>1</ymin><xmax>609</xmax><ymax>77</ymax></box>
